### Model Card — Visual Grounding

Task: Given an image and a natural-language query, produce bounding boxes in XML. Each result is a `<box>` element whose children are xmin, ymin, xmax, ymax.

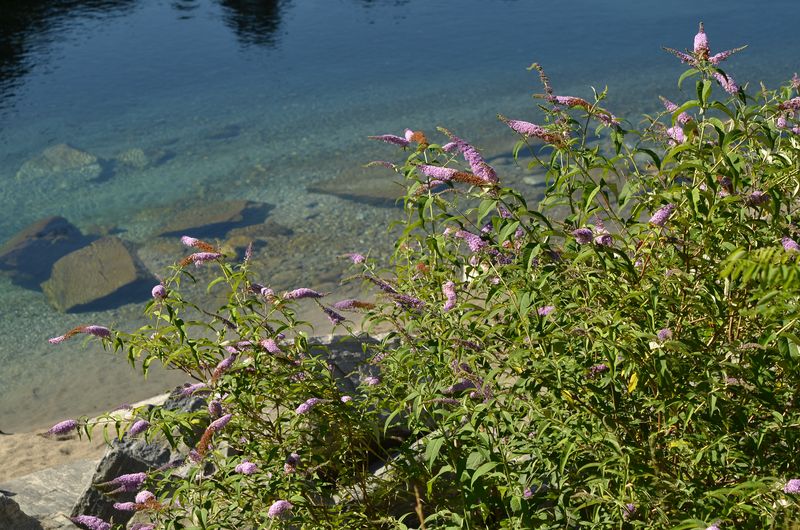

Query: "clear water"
<box><xmin>1</xmin><ymin>0</ymin><xmax>798</xmax><ymax>431</ymax></box>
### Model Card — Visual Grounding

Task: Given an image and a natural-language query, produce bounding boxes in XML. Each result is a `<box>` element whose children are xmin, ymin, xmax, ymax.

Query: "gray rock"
<box><xmin>71</xmin><ymin>387</ymin><xmax>207</xmax><ymax>525</ymax></box>
<box><xmin>0</xmin><ymin>492</ymin><xmax>41</xmax><ymax>530</ymax></box>
<box><xmin>41</xmin><ymin>237</ymin><xmax>154</xmax><ymax>312</ymax></box>
<box><xmin>16</xmin><ymin>144</ymin><xmax>103</xmax><ymax>183</ymax></box>
<box><xmin>38</xmin><ymin>514</ymin><xmax>78</xmax><ymax>529</ymax></box>
<box><xmin>69</xmin><ymin>437</ymin><xmax>171</xmax><ymax>526</ymax></box>
<box><xmin>0</xmin><ymin>217</ymin><xmax>90</xmax><ymax>289</ymax></box>
<box><xmin>308</xmin><ymin>334</ymin><xmax>386</xmax><ymax>394</ymax></box>
<box><xmin>114</xmin><ymin>148</ymin><xmax>173</xmax><ymax>171</ymax></box>
<box><xmin>158</xmin><ymin>200</ymin><xmax>273</xmax><ymax>239</ymax></box>
<box><xmin>0</xmin><ymin>459</ymin><xmax>96</xmax><ymax>525</ymax></box>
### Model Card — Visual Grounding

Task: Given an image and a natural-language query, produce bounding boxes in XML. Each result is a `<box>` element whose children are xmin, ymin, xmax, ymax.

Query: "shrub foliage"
<box><xmin>58</xmin><ymin>23</ymin><xmax>800</xmax><ymax>529</ymax></box>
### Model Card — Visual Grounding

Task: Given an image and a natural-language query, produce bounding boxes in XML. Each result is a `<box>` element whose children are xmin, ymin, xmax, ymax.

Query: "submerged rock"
<box><xmin>114</xmin><ymin>147</ymin><xmax>173</xmax><ymax>171</ymax></box>
<box><xmin>158</xmin><ymin>200</ymin><xmax>273</xmax><ymax>239</ymax></box>
<box><xmin>16</xmin><ymin>143</ymin><xmax>103</xmax><ymax>183</ymax></box>
<box><xmin>0</xmin><ymin>216</ymin><xmax>91</xmax><ymax>289</ymax></box>
<box><xmin>306</xmin><ymin>170</ymin><xmax>405</xmax><ymax>207</ymax></box>
<box><xmin>41</xmin><ymin>237</ymin><xmax>154</xmax><ymax>312</ymax></box>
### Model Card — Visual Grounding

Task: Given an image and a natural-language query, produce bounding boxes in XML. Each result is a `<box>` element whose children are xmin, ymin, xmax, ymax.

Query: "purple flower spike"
<box><xmin>235</xmin><ymin>460</ymin><xmax>258</xmax><ymax>475</ymax></box>
<box><xmin>70</xmin><ymin>515</ymin><xmax>112</xmax><ymax>530</ymax></box>
<box><xmin>344</xmin><ymin>252</ymin><xmax>366</xmax><ymax>264</ymax></box>
<box><xmin>129</xmin><ymin>525</ymin><xmax>155</xmax><ymax>530</ymax></box>
<box><xmin>180</xmin><ymin>235</ymin><xmax>200</xmax><ymax>248</ymax></box>
<box><xmin>128</xmin><ymin>419</ymin><xmax>150</xmax><ymax>436</ymax></box>
<box><xmin>208</xmin><ymin>400</ymin><xmax>223</xmax><ymax>418</ymax></box>
<box><xmin>442</xmin><ymin>281</ymin><xmax>457</xmax><ymax>312</ymax></box>
<box><xmin>694</xmin><ymin>22</ymin><xmax>709</xmax><ymax>58</ymax></box>
<box><xmin>213</xmin><ymin>354</ymin><xmax>237</xmax><ymax>380</ymax></box>
<box><xmin>135</xmin><ymin>490</ymin><xmax>155</xmax><ymax>504</ymax></box>
<box><xmin>537</xmin><ymin>305</ymin><xmax>555</xmax><ymax>317</ymax></box>
<box><xmin>322</xmin><ymin>306</ymin><xmax>346</xmax><ymax>325</ymax></box>
<box><xmin>572</xmin><ymin>228</ymin><xmax>593</xmax><ymax>244</ymax></box>
<box><xmin>649</xmin><ymin>204</ymin><xmax>676</xmax><ymax>227</ymax></box>
<box><xmin>706</xmin><ymin>525</ymin><xmax>721</xmax><ymax>530</ymax></box>
<box><xmin>666</xmin><ymin>126</ymin><xmax>685</xmax><ymax>144</ymax></box>
<box><xmin>660</xmin><ymin>96</ymin><xmax>692</xmax><ymax>124</ymax></box>
<box><xmin>341</xmin><ymin>395</ymin><xmax>352</xmax><ymax>403</ymax></box>
<box><xmin>746</xmin><ymin>190</ymin><xmax>769</xmax><ymax>207</ymax></box>
<box><xmin>709</xmin><ymin>49</ymin><xmax>735</xmax><ymax>65</ymax></box>
<box><xmin>657</xmin><ymin>328</ymin><xmax>673</xmax><ymax>341</ymax></box>
<box><xmin>187</xmin><ymin>252</ymin><xmax>222</xmax><ymax>266</ymax></box>
<box><xmin>594</xmin><ymin>234</ymin><xmax>613</xmax><ymax>246</ymax></box>
<box><xmin>417</xmin><ymin>164</ymin><xmax>459</xmax><ymax>181</ymax></box>
<box><xmin>295</xmin><ymin>397</ymin><xmax>322</xmax><ymax>415</ymax></box>
<box><xmin>261</xmin><ymin>338</ymin><xmax>283</xmax><ymax>354</ymax></box>
<box><xmin>267</xmin><ymin>499</ymin><xmax>293</xmax><ymax>518</ymax></box>
<box><xmin>392</xmin><ymin>293</ymin><xmax>425</xmax><ymax>310</ymax></box>
<box><xmin>778</xmin><ymin>97</ymin><xmax>800</xmax><ymax>111</ymax></box>
<box><xmin>151</xmin><ymin>284</ymin><xmax>166</xmax><ymax>299</ymax></box>
<box><xmin>113</xmin><ymin>502</ymin><xmax>137</xmax><ymax>511</ymax></box>
<box><xmin>713</xmin><ymin>72</ymin><xmax>738</xmax><ymax>95</ymax></box>
<box><xmin>45</xmin><ymin>419</ymin><xmax>79</xmax><ymax>436</ymax></box>
<box><xmin>283</xmin><ymin>288</ymin><xmax>324</xmax><ymax>300</ymax></box>
<box><xmin>440</xmin><ymin>129</ymin><xmax>498</xmax><ymax>183</ymax></box>
<box><xmin>500</xmin><ymin>116</ymin><xmax>564</xmax><ymax>145</ymax></box>
<box><xmin>784</xmin><ymin>479</ymin><xmax>800</xmax><ymax>493</ymax></box>
<box><xmin>453</xmin><ymin>230</ymin><xmax>487</xmax><ymax>253</ymax></box>
<box><xmin>101</xmin><ymin>472</ymin><xmax>147</xmax><ymax>493</ymax></box>
<box><xmin>777</xmin><ymin>116</ymin><xmax>788</xmax><ymax>129</ymax></box>
<box><xmin>49</xmin><ymin>325</ymin><xmax>111</xmax><ymax>344</ymax></box>
<box><xmin>364</xmin><ymin>376</ymin><xmax>381</xmax><ymax>386</ymax></box>
<box><xmin>623</xmin><ymin>503</ymin><xmax>636</xmax><ymax>519</ymax></box>
<box><xmin>180</xmin><ymin>382</ymin><xmax>209</xmax><ymax>396</ymax></box>
<box><xmin>782</xmin><ymin>237</ymin><xmax>800</xmax><ymax>252</ymax></box>
<box><xmin>368</xmin><ymin>134</ymin><xmax>410</xmax><ymax>147</ymax></box>
<box><xmin>589</xmin><ymin>364</ymin><xmax>609</xmax><ymax>377</ymax></box>
<box><xmin>209</xmin><ymin>413</ymin><xmax>233</xmax><ymax>432</ymax></box>
<box><xmin>442</xmin><ymin>141</ymin><xmax>459</xmax><ymax>152</ymax></box>
<box><xmin>523</xmin><ymin>487</ymin><xmax>534</xmax><ymax>499</ymax></box>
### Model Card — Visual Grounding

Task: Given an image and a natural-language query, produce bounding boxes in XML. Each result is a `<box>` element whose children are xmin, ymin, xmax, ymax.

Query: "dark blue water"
<box><xmin>1</xmin><ymin>0</ymin><xmax>798</xmax><ymax>431</ymax></box>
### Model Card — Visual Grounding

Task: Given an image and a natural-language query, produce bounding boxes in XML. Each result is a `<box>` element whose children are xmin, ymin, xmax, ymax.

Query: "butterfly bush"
<box><xmin>53</xmin><ymin>21</ymin><xmax>800</xmax><ymax>530</ymax></box>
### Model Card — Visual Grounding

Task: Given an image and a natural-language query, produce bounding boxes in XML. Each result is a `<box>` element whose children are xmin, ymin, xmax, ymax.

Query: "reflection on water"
<box><xmin>218</xmin><ymin>0</ymin><xmax>290</xmax><ymax>48</ymax></box>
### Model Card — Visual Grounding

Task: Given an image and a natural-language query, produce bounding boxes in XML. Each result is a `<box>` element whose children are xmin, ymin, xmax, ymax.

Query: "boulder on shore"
<box><xmin>16</xmin><ymin>144</ymin><xmax>103</xmax><ymax>183</ymax></box>
<box><xmin>71</xmin><ymin>389</ymin><xmax>207</xmax><ymax>526</ymax></box>
<box><xmin>41</xmin><ymin>237</ymin><xmax>153</xmax><ymax>313</ymax></box>
<box><xmin>0</xmin><ymin>492</ymin><xmax>40</xmax><ymax>530</ymax></box>
<box><xmin>0</xmin><ymin>216</ymin><xmax>90</xmax><ymax>289</ymax></box>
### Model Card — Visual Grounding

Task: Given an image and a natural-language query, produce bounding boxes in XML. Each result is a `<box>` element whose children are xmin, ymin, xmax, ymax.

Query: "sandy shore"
<box><xmin>0</xmin><ymin>394</ymin><xmax>173</xmax><ymax>484</ymax></box>
<box><xmin>0</xmin><ymin>430</ymin><xmax>108</xmax><ymax>484</ymax></box>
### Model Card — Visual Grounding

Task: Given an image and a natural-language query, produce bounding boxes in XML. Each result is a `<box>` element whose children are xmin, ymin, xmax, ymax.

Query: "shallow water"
<box><xmin>1</xmin><ymin>0</ymin><xmax>798</xmax><ymax>431</ymax></box>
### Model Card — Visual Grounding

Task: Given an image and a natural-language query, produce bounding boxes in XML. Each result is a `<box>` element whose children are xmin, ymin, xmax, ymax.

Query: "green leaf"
<box><xmin>425</xmin><ymin>436</ymin><xmax>445</xmax><ymax>470</ymax></box>
<box><xmin>470</xmin><ymin>461</ymin><xmax>498</xmax><ymax>487</ymax></box>
<box><xmin>678</xmin><ymin>68</ymin><xmax>699</xmax><ymax>89</ymax></box>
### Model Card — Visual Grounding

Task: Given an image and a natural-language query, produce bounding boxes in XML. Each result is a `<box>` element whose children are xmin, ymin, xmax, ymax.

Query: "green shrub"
<box><xmin>55</xmin><ymin>23</ymin><xmax>800</xmax><ymax>529</ymax></box>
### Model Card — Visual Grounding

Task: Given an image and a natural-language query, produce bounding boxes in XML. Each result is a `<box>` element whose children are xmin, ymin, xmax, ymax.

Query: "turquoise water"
<box><xmin>1</xmin><ymin>0</ymin><xmax>798</xmax><ymax>431</ymax></box>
